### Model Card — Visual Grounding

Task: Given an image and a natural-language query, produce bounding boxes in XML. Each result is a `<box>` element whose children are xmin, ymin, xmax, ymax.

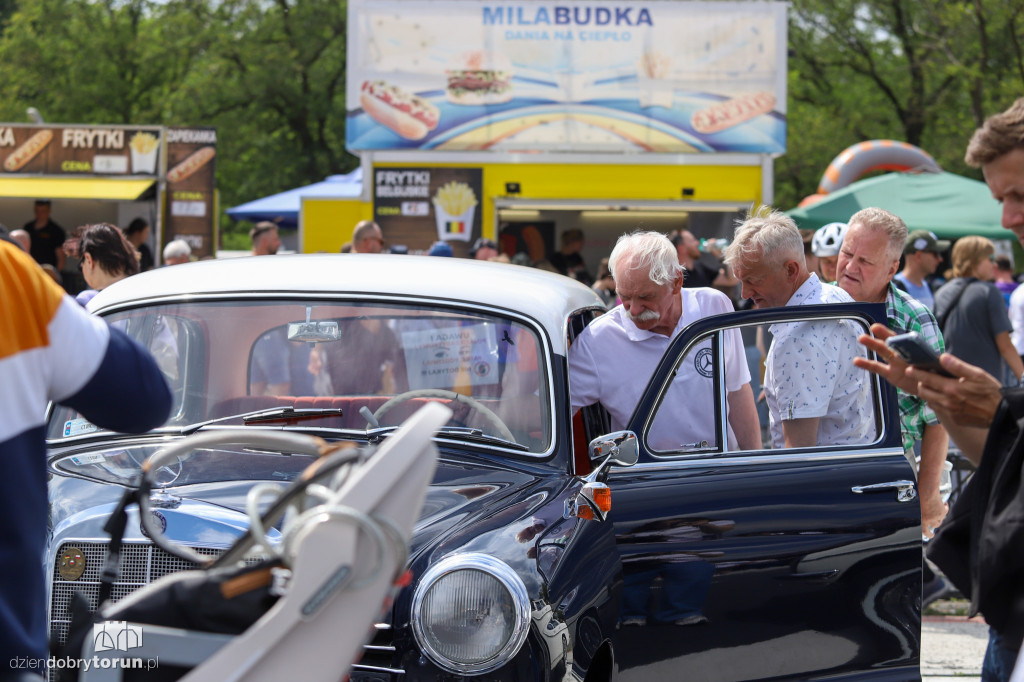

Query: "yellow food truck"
<box><xmin>299</xmin><ymin>0</ymin><xmax>787</xmax><ymax>269</ymax></box>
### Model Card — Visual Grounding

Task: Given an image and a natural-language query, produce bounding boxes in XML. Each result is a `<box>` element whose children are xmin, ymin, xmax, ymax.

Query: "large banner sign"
<box><xmin>346</xmin><ymin>0</ymin><xmax>787</xmax><ymax>154</ymax></box>
<box><xmin>0</xmin><ymin>124</ymin><xmax>162</xmax><ymax>176</ymax></box>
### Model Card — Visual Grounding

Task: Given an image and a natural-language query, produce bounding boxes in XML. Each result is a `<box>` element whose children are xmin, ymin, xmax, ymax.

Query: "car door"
<box><xmin>601</xmin><ymin>303</ymin><xmax>921</xmax><ymax>681</ymax></box>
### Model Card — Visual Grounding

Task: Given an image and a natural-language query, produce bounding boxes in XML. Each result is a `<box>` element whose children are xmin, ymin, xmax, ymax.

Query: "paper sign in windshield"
<box><xmin>402</xmin><ymin>323</ymin><xmax>499</xmax><ymax>390</ymax></box>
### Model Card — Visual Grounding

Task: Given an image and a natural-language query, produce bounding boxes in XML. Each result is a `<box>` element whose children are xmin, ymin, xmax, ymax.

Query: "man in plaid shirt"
<box><xmin>836</xmin><ymin>207</ymin><xmax>950</xmax><ymax>539</ymax></box>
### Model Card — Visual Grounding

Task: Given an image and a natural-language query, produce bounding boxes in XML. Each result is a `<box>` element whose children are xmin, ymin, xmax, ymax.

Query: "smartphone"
<box><xmin>885</xmin><ymin>331</ymin><xmax>954</xmax><ymax>377</ymax></box>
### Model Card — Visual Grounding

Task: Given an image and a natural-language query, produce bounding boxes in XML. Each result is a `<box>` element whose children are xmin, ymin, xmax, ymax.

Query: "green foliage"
<box><xmin>782</xmin><ymin>0</ymin><xmax>1024</xmax><ymax>207</ymax></box>
<box><xmin>0</xmin><ymin>0</ymin><xmax>1022</xmax><ymax>234</ymax></box>
<box><xmin>0</xmin><ymin>0</ymin><xmax>355</xmax><ymax>246</ymax></box>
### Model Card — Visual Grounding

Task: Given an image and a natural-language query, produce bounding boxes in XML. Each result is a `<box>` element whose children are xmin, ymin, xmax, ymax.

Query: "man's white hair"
<box><xmin>163</xmin><ymin>239</ymin><xmax>192</xmax><ymax>261</ymax></box>
<box><xmin>608</xmin><ymin>231</ymin><xmax>683</xmax><ymax>286</ymax></box>
<box><xmin>724</xmin><ymin>206</ymin><xmax>805</xmax><ymax>271</ymax></box>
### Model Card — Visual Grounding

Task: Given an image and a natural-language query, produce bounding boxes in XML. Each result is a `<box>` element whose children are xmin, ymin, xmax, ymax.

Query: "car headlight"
<box><xmin>411</xmin><ymin>553</ymin><xmax>530</xmax><ymax>675</ymax></box>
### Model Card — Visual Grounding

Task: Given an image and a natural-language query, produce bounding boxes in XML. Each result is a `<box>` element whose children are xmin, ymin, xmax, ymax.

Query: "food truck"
<box><xmin>300</xmin><ymin>0</ymin><xmax>787</xmax><ymax>267</ymax></box>
<box><xmin>0</xmin><ymin>123</ymin><xmax>217</xmax><ymax>283</ymax></box>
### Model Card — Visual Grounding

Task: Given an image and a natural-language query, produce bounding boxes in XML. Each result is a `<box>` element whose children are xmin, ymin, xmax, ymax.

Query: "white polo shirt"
<box><xmin>569</xmin><ymin>287</ymin><xmax>749</xmax><ymax>451</ymax></box>
<box><xmin>765</xmin><ymin>274</ymin><xmax>875</xmax><ymax>448</ymax></box>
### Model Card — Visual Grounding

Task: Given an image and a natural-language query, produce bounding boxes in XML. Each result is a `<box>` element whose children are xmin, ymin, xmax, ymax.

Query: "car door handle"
<box><xmin>851</xmin><ymin>480</ymin><xmax>917</xmax><ymax>502</ymax></box>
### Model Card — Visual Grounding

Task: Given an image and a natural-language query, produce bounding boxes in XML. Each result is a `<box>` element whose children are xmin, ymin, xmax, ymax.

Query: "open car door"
<box><xmin>600</xmin><ymin>303</ymin><xmax>921</xmax><ymax>681</ymax></box>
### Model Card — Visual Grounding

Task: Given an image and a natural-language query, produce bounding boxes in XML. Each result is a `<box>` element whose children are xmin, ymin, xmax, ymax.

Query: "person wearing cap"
<box><xmin>428</xmin><ymin>241</ymin><xmax>454</xmax><ymax>257</ymax></box>
<box><xmin>893</xmin><ymin>230</ymin><xmax>950</xmax><ymax>310</ymax></box>
<box><xmin>22</xmin><ymin>199</ymin><xmax>66</xmax><ymax>272</ymax></box>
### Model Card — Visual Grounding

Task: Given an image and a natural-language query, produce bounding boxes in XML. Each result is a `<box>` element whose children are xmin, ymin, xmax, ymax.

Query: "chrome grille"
<box><xmin>48</xmin><ymin>541</ymin><xmax>226</xmax><ymax>647</ymax></box>
<box><xmin>49</xmin><ymin>541</ymin><xmax>406</xmax><ymax>678</ymax></box>
<box><xmin>351</xmin><ymin>622</ymin><xmax>403</xmax><ymax>680</ymax></box>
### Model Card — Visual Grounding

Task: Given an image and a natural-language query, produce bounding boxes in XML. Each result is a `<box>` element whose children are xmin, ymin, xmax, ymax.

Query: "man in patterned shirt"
<box><xmin>836</xmin><ymin>207</ymin><xmax>950</xmax><ymax>539</ymax></box>
<box><xmin>726</xmin><ymin>207</ymin><xmax>875</xmax><ymax>448</ymax></box>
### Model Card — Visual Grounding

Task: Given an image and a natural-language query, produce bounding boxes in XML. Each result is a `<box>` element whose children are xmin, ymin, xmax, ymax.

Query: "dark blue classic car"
<box><xmin>45</xmin><ymin>254</ymin><xmax>920</xmax><ymax>680</ymax></box>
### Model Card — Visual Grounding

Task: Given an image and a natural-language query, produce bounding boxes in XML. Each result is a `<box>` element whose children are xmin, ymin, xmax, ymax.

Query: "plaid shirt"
<box><xmin>885</xmin><ymin>283</ymin><xmax>945</xmax><ymax>451</ymax></box>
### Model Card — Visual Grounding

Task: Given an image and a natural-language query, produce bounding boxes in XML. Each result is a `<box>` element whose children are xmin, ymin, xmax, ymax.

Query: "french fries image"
<box><xmin>129</xmin><ymin>132</ymin><xmax>158</xmax><ymax>154</ymax></box>
<box><xmin>4</xmin><ymin>129</ymin><xmax>52</xmax><ymax>171</ymax></box>
<box><xmin>167</xmin><ymin>146</ymin><xmax>216</xmax><ymax>183</ymax></box>
<box><xmin>432</xmin><ymin>182</ymin><xmax>478</xmax><ymax>215</ymax></box>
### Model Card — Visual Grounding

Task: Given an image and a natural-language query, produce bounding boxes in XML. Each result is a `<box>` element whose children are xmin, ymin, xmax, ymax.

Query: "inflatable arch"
<box><xmin>817</xmin><ymin>140</ymin><xmax>941</xmax><ymax>195</ymax></box>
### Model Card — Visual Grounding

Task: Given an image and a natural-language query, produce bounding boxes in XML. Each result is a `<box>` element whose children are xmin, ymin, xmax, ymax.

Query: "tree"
<box><xmin>779</xmin><ymin>0</ymin><xmax>1024</xmax><ymax>207</ymax></box>
<box><xmin>168</xmin><ymin>0</ymin><xmax>354</xmax><ymax>213</ymax></box>
<box><xmin>0</xmin><ymin>0</ymin><xmax>354</xmax><ymax>243</ymax></box>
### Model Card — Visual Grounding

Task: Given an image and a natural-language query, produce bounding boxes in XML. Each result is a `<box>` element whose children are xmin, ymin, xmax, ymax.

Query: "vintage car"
<box><xmin>45</xmin><ymin>254</ymin><xmax>922</xmax><ymax>681</ymax></box>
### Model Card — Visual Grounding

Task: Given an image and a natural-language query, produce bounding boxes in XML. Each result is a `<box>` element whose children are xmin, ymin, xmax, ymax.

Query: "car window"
<box><xmin>647</xmin><ymin>314</ymin><xmax>881</xmax><ymax>456</ymax></box>
<box><xmin>47</xmin><ymin>312</ymin><xmax>196</xmax><ymax>439</ymax></box>
<box><xmin>47</xmin><ymin>300</ymin><xmax>552</xmax><ymax>454</ymax></box>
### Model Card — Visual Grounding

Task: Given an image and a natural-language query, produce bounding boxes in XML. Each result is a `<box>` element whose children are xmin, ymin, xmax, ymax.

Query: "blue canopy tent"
<box><xmin>226</xmin><ymin>168</ymin><xmax>363</xmax><ymax>228</ymax></box>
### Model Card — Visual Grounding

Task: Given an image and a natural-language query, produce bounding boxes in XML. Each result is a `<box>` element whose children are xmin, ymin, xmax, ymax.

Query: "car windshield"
<box><xmin>47</xmin><ymin>299</ymin><xmax>552</xmax><ymax>453</ymax></box>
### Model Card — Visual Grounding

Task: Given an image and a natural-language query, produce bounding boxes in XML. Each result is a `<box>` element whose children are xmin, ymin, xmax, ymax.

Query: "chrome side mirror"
<box><xmin>588</xmin><ymin>430</ymin><xmax>638</xmax><ymax>468</ymax></box>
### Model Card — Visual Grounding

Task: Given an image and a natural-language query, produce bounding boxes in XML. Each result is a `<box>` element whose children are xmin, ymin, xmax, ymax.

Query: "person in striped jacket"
<box><xmin>0</xmin><ymin>240</ymin><xmax>171</xmax><ymax>679</ymax></box>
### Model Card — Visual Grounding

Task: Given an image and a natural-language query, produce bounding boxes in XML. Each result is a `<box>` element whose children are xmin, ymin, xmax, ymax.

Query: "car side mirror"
<box><xmin>568</xmin><ymin>431</ymin><xmax>637</xmax><ymax>522</ymax></box>
<box><xmin>588</xmin><ymin>430</ymin><xmax>638</xmax><ymax>468</ymax></box>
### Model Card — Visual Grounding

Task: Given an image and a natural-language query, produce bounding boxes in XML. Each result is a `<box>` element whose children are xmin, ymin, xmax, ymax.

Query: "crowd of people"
<box><xmin>1</xmin><ymin>206</ymin><xmax>195</xmax><ymax>302</ymax></box>
<box><xmin>5</xmin><ymin>93</ymin><xmax>1024</xmax><ymax>681</ymax></box>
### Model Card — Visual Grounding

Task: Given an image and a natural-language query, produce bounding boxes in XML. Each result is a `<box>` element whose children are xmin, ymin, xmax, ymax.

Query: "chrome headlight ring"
<box><xmin>411</xmin><ymin>552</ymin><xmax>531</xmax><ymax>675</ymax></box>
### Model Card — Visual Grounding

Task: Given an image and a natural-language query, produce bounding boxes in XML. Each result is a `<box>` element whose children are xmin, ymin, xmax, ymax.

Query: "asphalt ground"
<box><xmin>922</xmin><ymin>603</ymin><xmax>988</xmax><ymax>681</ymax></box>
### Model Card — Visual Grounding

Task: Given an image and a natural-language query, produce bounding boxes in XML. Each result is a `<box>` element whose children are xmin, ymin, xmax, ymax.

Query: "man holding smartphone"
<box><xmin>857</xmin><ymin>98</ymin><xmax>1024</xmax><ymax>682</ymax></box>
<box><xmin>836</xmin><ymin>208</ymin><xmax>950</xmax><ymax>541</ymax></box>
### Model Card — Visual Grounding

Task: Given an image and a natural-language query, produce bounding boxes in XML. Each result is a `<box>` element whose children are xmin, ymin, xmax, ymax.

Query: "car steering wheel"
<box><xmin>372</xmin><ymin>389</ymin><xmax>516</xmax><ymax>443</ymax></box>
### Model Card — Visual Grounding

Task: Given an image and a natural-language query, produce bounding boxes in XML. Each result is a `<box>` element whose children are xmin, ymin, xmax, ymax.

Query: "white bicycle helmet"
<box><xmin>811</xmin><ymin>222</ymin><xmax>847</xmax><ymax>257</ymax></box>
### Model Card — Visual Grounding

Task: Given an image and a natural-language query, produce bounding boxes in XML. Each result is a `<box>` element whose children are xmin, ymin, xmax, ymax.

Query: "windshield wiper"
<box><xmin>376</xmin><ymin>424</ymin><xmax>527</xmax><ymax>451</ymax></box>
<box><xmin>179</xmin><ymin>407</ymin><xmax>344</xmax><ymax>435</ymax></box>
<box><xmin>242</xmin><ymin>407</ymin><xmax>345</xmax><ymax>424</ymax></box>
<box><xmin>366</xmin><ymin>424</ymin><xmax>527</xmax><ymax>451</ymax></box>
<box><xmin>437</xmin><ymin>426</ymin><xmax>529</xmax><ymax>451</ymax></box>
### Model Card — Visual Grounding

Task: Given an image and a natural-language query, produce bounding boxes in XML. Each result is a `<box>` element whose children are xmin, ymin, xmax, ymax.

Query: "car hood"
<box><xmin>49</xmin><ymin>454</ymin><xmax>557</xmax><ymax>556</ymax></box>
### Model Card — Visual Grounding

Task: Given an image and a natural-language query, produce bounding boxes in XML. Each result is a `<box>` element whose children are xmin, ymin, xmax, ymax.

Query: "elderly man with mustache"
<box><xmin>568</xmin><ymin>231</ymin><xmax>760</xmax><ymax>452</ymax></box>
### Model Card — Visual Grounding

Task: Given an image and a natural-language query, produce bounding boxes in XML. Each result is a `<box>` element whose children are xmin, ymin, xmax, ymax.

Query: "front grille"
<box><xmin>49</xmin><ymin>540</ymin><xmax>406</xmax><ymax>678</ymax></box>
<box><xmin>48</xmin><ymin>541</ymin><xmax>227</xmax><ymax>647</ymax></box>
<box><xmin>351</xmin><ymin>622</ymin><xmax>404</xmax><ymax>680</ymax></box>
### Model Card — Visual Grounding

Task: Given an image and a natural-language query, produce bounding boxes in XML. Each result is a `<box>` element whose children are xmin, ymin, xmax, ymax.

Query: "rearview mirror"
<box><xmin>287</xmin><ymin>306</ymin><xmax>340</xmax><ymax>343</ymax></box>
<box><xmin>588</xmin><ymin>431</ymin><xmax>638</xmax><ymax>468</ymax></box>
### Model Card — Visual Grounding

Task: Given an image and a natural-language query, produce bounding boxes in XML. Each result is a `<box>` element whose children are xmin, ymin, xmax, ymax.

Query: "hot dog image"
<box><xmin>360</xmin><ymin>80</ymin><xmax>440</xmax><ymax>140</ymax></box>
<box><xmin>691</xmin><ymin>91</ymin><xmax>776</xmax><ymax>134</ymax></box>
<box><xmin>3</xmin><ymin>129</ymin><xmax>53</xmax><ymax>171</ymax></box>
<box><xmin>167</xmin><ymin>146</ymin><xmax>216</xmax><ymax>183</ymax></box>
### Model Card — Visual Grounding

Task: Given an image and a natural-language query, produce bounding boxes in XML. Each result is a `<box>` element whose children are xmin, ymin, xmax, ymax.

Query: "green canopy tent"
<box><xmin>786</xmin><ymin>170</ymin><xmax>1009</xmax><ymax>241</ymax></box>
